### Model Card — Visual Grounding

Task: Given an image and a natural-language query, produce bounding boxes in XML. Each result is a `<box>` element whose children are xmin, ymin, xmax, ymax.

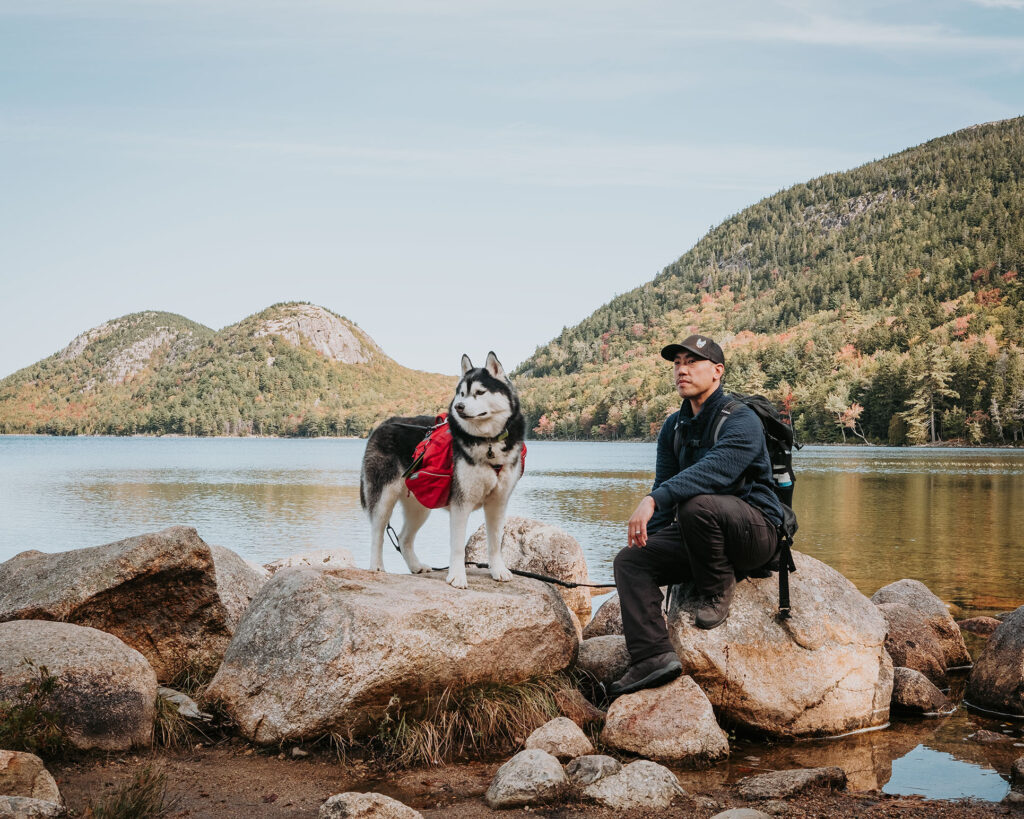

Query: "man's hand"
<box><xmin>627</xmin><ymin>496</ymin><xmax>656</xmax><ymax>548</ymax></box>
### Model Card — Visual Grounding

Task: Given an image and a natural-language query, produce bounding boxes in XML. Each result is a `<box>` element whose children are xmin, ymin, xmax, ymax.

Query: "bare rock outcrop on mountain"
<box><xmin>669</xmin><ymin>550</ymin><xmax>892</xmax><ymax>738</ymax></box>
<box><xmin>252</xmin><ymin>303</ymin><xmax>381</xmax><ymax>364</ymax></box>
<box><xmin>871</xmin><ymin>578</ymin><xmax>971</xmax><ymax>686</ymax></box>
<box><xmin>466</xmin><ymin>517</ymin><xmax>593</xmax><ymax>626</ymax></box>
<box><xmin>966</xmin><ymin>604</ymin><xmax>1024</xmax><ymax>717</ymax></box>
<box><xmin>206</xmin><ymin>566</ymin><xmax>579</xmax><ymax>743</ymax></box>
<box><xmin>0</xmin><ymin>527</ymin><xmax>267</xmax><ymax>682</ymax></box>
<box><xmin>0</xmin><ymin>620</ymin><xmax>156</xmax><ymax>751</ymax></box>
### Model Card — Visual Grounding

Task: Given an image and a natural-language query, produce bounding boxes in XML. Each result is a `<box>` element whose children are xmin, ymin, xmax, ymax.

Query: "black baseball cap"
<box><xmin>660</xmin><ymin>334</ymin><xmax>725</xmax><ymax>365</ymax></box>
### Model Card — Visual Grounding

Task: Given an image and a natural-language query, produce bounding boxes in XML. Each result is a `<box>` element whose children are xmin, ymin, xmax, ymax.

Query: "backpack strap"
<box><xmin>673</xmin><ymin>398</ymin><xmax>740</xmax><ymax>460</ymax></box>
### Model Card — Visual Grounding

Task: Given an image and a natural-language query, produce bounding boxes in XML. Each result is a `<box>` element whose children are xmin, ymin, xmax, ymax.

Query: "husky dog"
<box><xmin>360</xmin><ymin>352</ymin><xmax>527</xmax><ymax>588</ymax></box>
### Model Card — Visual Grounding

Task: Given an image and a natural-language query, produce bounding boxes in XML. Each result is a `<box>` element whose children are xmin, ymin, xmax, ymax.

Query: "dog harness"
<box><xmin>403</xmin><ymin>413</ymin><xmax>526</xmax><ymax>509</ymax></box>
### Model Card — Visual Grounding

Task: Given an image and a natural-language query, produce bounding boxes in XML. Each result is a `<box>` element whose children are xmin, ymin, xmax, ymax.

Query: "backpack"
<box><xmin>673</xmin><ymin>393</ymin><xmax>801</xmax><ymax>618</ymax></box>
<box><xmin>402</xmin><ymin>413</ymin><xmax>527</xmax><ymax>509</ymax></box>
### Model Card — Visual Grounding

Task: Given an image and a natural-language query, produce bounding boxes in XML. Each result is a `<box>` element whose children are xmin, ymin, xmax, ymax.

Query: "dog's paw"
<box><xmin>369</xmin><ymin>561</ymin><xmax>385</xmax><ymax>572</ymax></box>
<box><xmin>490</xmin><ymin>564</ymin><xmax>513</xmax><ymax>582</ymax></box>
<box><xmin>408</xmin><ymin>561</ymin><xmax>432</xmax><ymax>574</ymax></box>
<box><xmin>446</xmin><ymin>571</ymin><xmax>468</xmax><ymax>589</ymax></box>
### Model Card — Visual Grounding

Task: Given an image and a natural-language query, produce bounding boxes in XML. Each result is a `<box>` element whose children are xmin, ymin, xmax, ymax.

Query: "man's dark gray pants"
<box><xmin>613</xmin><ymin>493</ymin><xmax>778</xmax><ymax>663</ymax></box>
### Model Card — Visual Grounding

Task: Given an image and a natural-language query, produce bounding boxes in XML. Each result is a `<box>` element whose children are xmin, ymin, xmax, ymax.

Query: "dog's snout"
<box><xmin>454</xmin><ymin>402</ymin><xmax>465</xmax><ymax>413</ymax></box>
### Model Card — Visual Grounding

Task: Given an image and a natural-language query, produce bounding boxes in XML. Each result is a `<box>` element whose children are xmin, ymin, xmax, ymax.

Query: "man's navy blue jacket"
<box><xmin>648</xmin><ymin>385</ymin><xmax>784</xmax><ymax>534</ymax></box>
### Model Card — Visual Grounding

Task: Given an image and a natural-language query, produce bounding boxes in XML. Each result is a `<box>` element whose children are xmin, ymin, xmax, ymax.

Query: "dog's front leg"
<box><xmin>483</xmin><ymin>498</ymin><xmax>512</xmax><ymax>582</ymax></box>
<box><xmin>446</xmin><ymin>504</ymin><xmax>470</xmax><ymax>589</ymax></box>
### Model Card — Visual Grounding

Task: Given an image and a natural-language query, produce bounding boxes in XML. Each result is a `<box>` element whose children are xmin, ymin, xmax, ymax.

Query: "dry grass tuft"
<box><xmin>327</xmin><ymin>674</ymin><xmax>576</xmax><ymax>770</ymax></box>
<box><xmin>0</xmin><ymin>659</ymin><xmax>68</xmax><ymax>759</ymax></box>
<box><xmin>87</xmin><ymin>764</ymin><xmax>181</xmax><ymax>819</ymax></box>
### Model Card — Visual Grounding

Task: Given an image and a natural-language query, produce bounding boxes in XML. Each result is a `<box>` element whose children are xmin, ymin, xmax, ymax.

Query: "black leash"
<box><xmin>385</xmin><ymin>525</ymin><xmax>616</xmax><ymax>590</ymax></box>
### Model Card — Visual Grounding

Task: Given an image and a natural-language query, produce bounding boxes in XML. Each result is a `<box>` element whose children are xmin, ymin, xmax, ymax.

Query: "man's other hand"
<box><xmin>627</xmin><ymin>496</ymin><xmax>656</xmax><ymax>548</ymax></box>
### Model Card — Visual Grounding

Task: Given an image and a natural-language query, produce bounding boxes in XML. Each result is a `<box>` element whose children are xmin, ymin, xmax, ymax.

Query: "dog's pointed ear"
<box><xmin>461</xmin><ymin>354</ymin><xmax>474</xmax><ymax>375</ymax></box>
<box><xmin>485</xmin><ymin>351</ymin><xmax>506</xmax><ymax>380</ymax></box>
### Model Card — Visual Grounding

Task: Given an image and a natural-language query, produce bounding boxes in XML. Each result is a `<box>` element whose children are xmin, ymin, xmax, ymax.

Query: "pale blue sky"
<box><xmin>1</xmin><ymin>0</ymin><xmax>1022</xmax><ymax>379</ymax></box>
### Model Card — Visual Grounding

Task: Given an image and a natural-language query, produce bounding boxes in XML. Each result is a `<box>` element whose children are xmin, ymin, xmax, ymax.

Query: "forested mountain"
<box><xmin>516</xmin><ymin>117</ymin><xmax>1024</xmax><ymax>445</ymax></box>
<box><xmin>0</xmin><ymin>303</ymin><xmax>455</xmax><ymax>436</ymax></box>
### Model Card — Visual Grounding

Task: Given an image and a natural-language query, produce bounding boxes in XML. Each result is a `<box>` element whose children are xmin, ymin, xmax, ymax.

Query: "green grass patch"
<box><xmin>0</xmin><ymin>659</ymin><xmax>68</xmax><ymax>759</ymax></box>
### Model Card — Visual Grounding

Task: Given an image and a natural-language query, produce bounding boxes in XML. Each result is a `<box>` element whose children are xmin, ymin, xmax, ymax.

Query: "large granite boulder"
<box><xmin>206</xmin><ymin>566</ymin><xmax>578</xmax><ymax>743</ymax></box>
<box><xmin>0</xmin><ymin>620</ymin><xmax>156</xmax><ymax>751</ymax></box>
<box><xmin>524</xmin><ymin>717</ymin><xmax>594</xmax><ymax>761</ymax></box>
<box><xmin>966</xmin><ymin>605</ymin><xmax>1024</xmax><ymax>717</ymax></box>
<box><xmin>871</xmin><ymin>579</ymin><xmax>971</xmax><ymax>686</ymax></box>
<box><xmin>669</xmin><ymin>550</ymin><xmax>892</xmax><ymax>738</ymax></box>
<box><xmin>0</xmin><ymin>527</ymin><xmax>268</xmax><ymax>682</ymax></box>
<box><xmin>265</xmin><ymin>548</ymin><xmax>356</xmax><ymax>575</ymax></box>
<box><xmin>577</xmin><ymin>635</ymin><xmax>630</xmax><ymax>687</ymax></box>
<box><xmin>601</xmin><ymin>676</ymin><xmax>729</xmax><ymax>766</ymax></box>
<box><xmin>891</xmin><ymin>666</ymin><xmax>953</xmax><ymax>714</ymax></box>
<box><xmin>466</xmin><ymin>517</ymin><xmax>592</xmax><ymax>626</ymax></box>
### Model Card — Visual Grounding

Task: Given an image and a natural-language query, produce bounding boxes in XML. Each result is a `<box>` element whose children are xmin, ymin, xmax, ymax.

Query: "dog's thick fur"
<box><xmin>359</xmin><ymin>352</ymin><xmax>527</xmax><ymax>588</ymax></box>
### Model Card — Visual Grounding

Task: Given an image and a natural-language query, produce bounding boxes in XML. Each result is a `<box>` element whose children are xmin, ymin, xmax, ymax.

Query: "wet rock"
<box><xmin>601</xmin><ymin>676</ymin><xmax>729</xmax><ymax>766</ymax></box>
<box><xmin>0</xmin><ymin>620</ymin><xmax>156</xmax><ymax>751</ymax></box>
<box><xmin>580</xmin><ymin>759</ymin><xmax>685</xmax><ymax>810</ymax></box>
<box><xmin>577</xmin><ymin>635</ymin><xmax>630</xmax><ymax>687</ymax></box>
<box><xmin>565</xmin><ymin>755</ymin><xmax>621</xmax><ymax>787</ymax></box>
<box><xmin>0</xmin><ymin>795</ymin><xmax>65</xmax><ymax>818</ymax></box>
<box><xmin>0</xmin><ymin>527</ymin><xmax>267</xmax><ymax>682</ymax></box>
<box><xmin>1003</xmin><ymin>791</ymin><xmax>1024</xmax><ymax>808</ymax></box>
<box><xmin>1012</xmin><ymin>756</ymin><xmax>1024</xmax><ymax>792</ymax></box>
<box><xmin>0</xmin><ymin>751</ymin><xmax>61</xmax><ymax>805</ymax></box>
<box><xmin>524</xmin><ymin>716</ymin><xmax>594</xmax><ymax>760</ymax></box>
<box><xmin>968</xmin><ymin>729</ymin><xmax>1014</xmax><ymax>744</ymax></box>
<box><xmin>957</xmin><ymin>616</ymin><xmax>1002</xmax><ymax>636</ymax></box>
<box><xmin>206</xmin><ymin>566</ymin><xmax>577</xmax><ymax>743</ymax></box>
<box><xmin>583</xmin><ymin>593</ymin><xmax>622</xmax><ymax>639</ymax></box>
<box><xmin>466</xmin><ymin>517</ymin><xmax>593</xmax><ymax>626</ymax></box>
<box><xmin>670</xmin><ymin>551</ymin><xmax>892</xmax><ymax>738</ymax></box>
<box><xmin>737</xmin><ymin>767</ymin><xmax>847</xmax><ymax>800</ymax></box>
<box><xmin>891</xmin><ymin>667</ymin><xmax>953</xmax><ymax>714</ymax></box>
<box><xmin>552</xmin><ymin>688</ymin><xmax>604</xmax><ymax>729</ymax></box>
<box><xmin>966</xmin><ymin>605</ymin><xmax>1024</xmax><ymax>717</ymax></box>
<box><xmin>318</xmin><ymin>791</ymin><xmax>422</xmax><ymax>818</ymax></box>
<box><xmin>871</xmin><ymin>579</ymin><xmax>971</xmax><ymax>686</ymax></box>
<box><xmin>484</xmin><ymin>749</ymin><xmax>567</xmax><ymax>809</ymax></box>
<box><xmin>265</xmin><ymin>549</ymin><xmax>356</xmax><ymax>575</ymax></box>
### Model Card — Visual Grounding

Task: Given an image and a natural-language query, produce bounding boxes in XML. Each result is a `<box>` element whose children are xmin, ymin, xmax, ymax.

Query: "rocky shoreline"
<box><xmin>1</xmin><ymin>522</ymin><xmax>1023</xmax><ymax>816</ymax></box>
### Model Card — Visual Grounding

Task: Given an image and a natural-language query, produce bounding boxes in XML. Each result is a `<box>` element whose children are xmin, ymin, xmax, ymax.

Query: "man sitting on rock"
<box><xmin>609</xmin><ymin>334</ymin><xmax>785</xmax><ymax>698</ymax></box>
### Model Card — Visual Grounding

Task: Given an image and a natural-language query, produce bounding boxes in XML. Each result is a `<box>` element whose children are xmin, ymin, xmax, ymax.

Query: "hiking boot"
<box><xmin>695</xmin><ymin>576</ymin><xmax>736</xmax><ymax>630</ymax></box>
<box><xmin>607</xmin><ymin>651</ymin><xmax>682</xmax><ymax>698</ymax></box>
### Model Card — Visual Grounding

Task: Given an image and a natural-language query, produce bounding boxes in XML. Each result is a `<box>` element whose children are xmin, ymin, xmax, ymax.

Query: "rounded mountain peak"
<box><xmin>249</xmin><ymin>302</ymin><xmax>383</xmax><ymax>364</ymax></box>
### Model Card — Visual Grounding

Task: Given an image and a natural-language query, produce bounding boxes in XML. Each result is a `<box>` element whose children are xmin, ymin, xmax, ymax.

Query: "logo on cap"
<box><xmin>696</xmin><ymin>338</ymin><xmax>706</xmax><ymax>349</ymax></box>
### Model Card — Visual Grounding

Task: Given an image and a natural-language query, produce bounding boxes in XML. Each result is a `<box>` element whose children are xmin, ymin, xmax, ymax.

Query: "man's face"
<box><xmin>673</xmin><ymin>352</ymin><xmax>723</xmax><ymax>400</ymax></box>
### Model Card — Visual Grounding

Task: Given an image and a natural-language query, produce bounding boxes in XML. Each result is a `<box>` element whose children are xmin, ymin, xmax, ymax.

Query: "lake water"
<box><xmin>1</xmin><ymin>435</ymin><xmax>1022</xmax><ymax>800</ymax></box>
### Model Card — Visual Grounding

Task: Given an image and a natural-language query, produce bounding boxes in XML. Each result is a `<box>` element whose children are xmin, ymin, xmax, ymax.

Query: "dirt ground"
<box><xmin>50</xmin><ymin>740</ymin><xmax>1018</xmax><ymax>818</ymax></box>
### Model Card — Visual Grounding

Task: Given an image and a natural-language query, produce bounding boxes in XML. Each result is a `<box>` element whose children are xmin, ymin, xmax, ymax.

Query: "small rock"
<box><xmin>956</xmin><ymin>616</ymin><xmax>1002</xmax><ymax>636</ymax></box>
<box><xmin>524</xmin><ymin>717</ymin><xmax>594</xmax><ymax>761</ymax></box>
<box><xmin>1012</xmin><ymin>756</ymin><xmax>1024</xmax><ymax>792</ymax></box>
<box><xmin>0</xmin><ymin>751</ymin><xmax>61</xmax><ymax>805</ymax></box>
<box><xmin>601</xmin><ymin>675</ymin><xmax>729</xmax><ymax>766</ymax></box>
<box><xmin>0</xmin><ymin>795</ymin><xmax>66</xmax><ymax>818</ymax></box>
<box><xmin>737</xmin><ymin>767</ymin><xmax>847</xmax><ymax>800</ymax></box>
<box><xmin>552</xmin><ymin>688</ymin><xmax>604</xmax><ymax>728</ymax></box>
<box><xmin>582</xmin><ymin>594</ymin><xmax>623</xmax><ymax>639</ymax></box>
<box><xmin>157</xmin><ymin>687</ymin><xmax>212</xmax><ymax>721</ymax></box>
<box><xmin>580</xmin><ymin>759</ymin><xmax>685</xmax><ymax>810</ymax></box>
<box><xmin>484</xmin><ymin>749</ymin><xmax>567</xmax><ymax>809</ymax></box>
<box><xmin>1003</xmin><ymin>791</ymin><xmax>1024</xmax><ymax>808</ymax></box>
<box><xmin>290</xmin><ymin>747</ymin><xmax>309</xmax><ymax>759</ymax></box>
<box><xmin>711</xmin><ymin>810</ymin><xmax>773</xmax><ymax>819</ymax></box>
<box><xmin>318</xmin><ymin>791</ymin><xmax>422</xmax><ymax>818</ymax></box>
<box><xmin>565</xmin><ymin>755</ymin><xmax>621</xmax><ymax>787</ymax></box>
<box><xmin>968</xmin><ymin>729</ymin><xmax>1014</xmax><ymax>744</ymax></box>
<box><xmin>891</xmin><ymin>667</ymin><xmax>953</xmax><ymax>714</ymax></box>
